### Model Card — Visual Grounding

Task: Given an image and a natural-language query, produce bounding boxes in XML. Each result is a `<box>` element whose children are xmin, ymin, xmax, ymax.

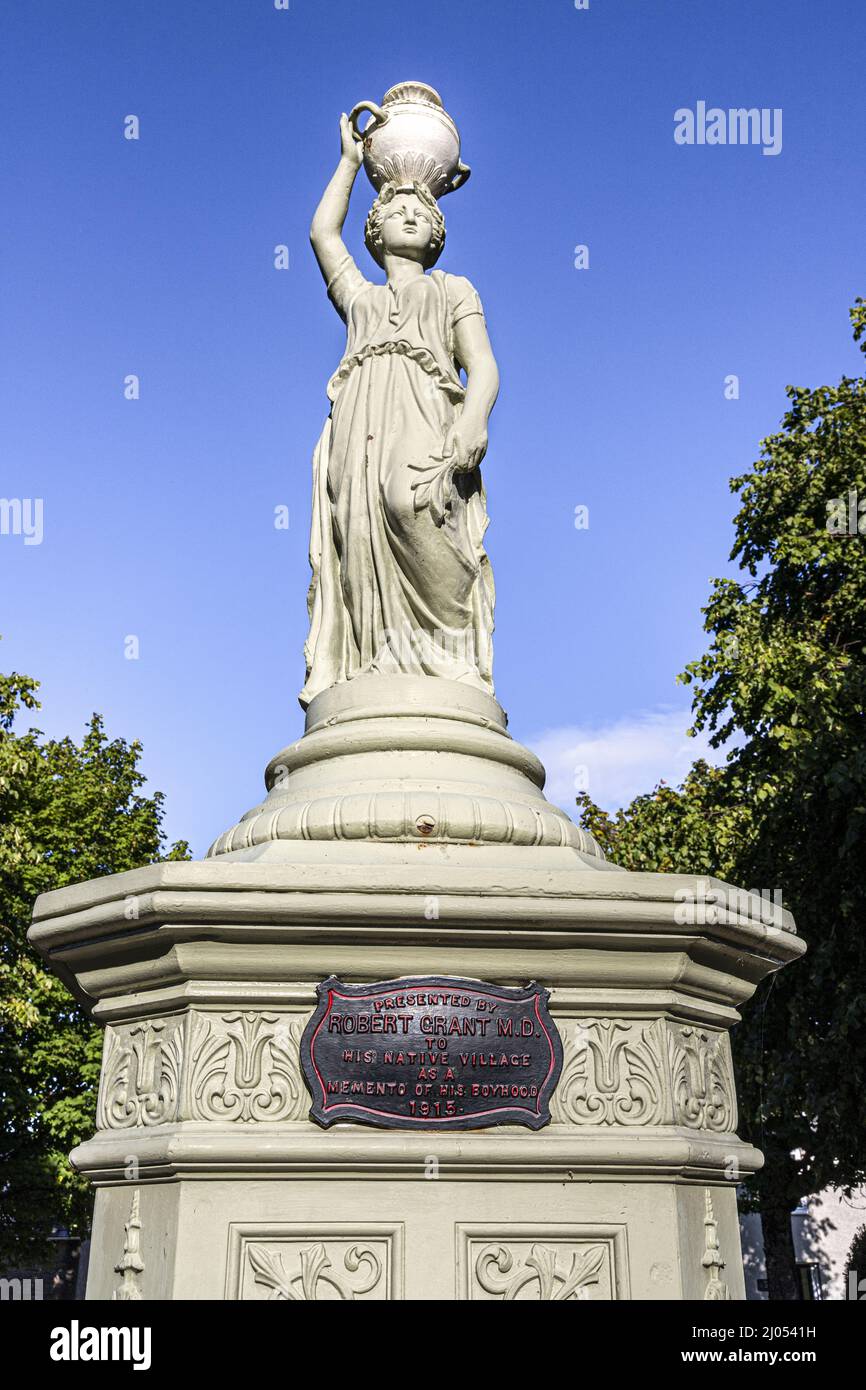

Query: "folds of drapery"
<box><xmin>299</xmin><ymin>272</ymin><xmax>495</xmax><ymax>709</ymax></box>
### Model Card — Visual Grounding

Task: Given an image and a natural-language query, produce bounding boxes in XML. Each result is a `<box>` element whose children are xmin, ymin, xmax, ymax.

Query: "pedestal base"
<box><xmin>84</xmin><ymin>1166</ymin><xmax>744</xmax><ymax>1301</ymax></box>
<box><xmin>30</xmin><ymin>846</ymin><xmax>804</xmax><ymax>1302</ymax></box>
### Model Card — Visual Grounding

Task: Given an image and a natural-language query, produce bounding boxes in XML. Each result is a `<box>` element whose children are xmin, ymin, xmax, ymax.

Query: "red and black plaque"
<box><xmin>300</xmin><ymin>976</ymin><xmax>563</xmax><ymax>1130</ymax></box>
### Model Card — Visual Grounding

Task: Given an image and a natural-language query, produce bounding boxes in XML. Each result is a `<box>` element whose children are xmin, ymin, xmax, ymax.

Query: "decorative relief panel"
<box><xmin>668</xmin><ymin>1024</ymin><xmax>736</xmax><ymax>1132</ymax></box>
<box><xmin>99</xmin><ymin>1020</ymin><xmax>183</xmax><ymax>1128</ymax></box>
<box><xmin>97</xmin><ymin>1010</ymin><xmax>310</xmax><ymax>1129</ymax></box>
<box><xmin>551</xmin><ymin>1018</ymin><xmax>666</xmax><ymax>1126</ymax></box>
<box><xmin>456</xmin><ymin>1224</ymin><xmax>628</xmax><ymax>1301</ymax></box>
<box><xmin>226</xmin><ymin>1224</ymin><xmax>404</xmax><ymax>1301</ymax></box>
<box><xmin>97</xmin><ymin>1007</ymin><xmax>736</xmax><ymax>1136</ymax></box>
<box><xmin>187</xmin><ymin>1011</ymin><xmax>307</xmax><ymax>1122</ymax></box>
<box><xmin>551</xmin><ymin>1017</ymin><xmax>736</xmax><ymax>1132</ymax></box>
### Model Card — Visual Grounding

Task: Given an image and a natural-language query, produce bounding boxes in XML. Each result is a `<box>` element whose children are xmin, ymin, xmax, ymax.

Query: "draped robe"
<box><xmin>300</xmin><ymin>255</ymin><xmax>495</xmax><ymax>708</ymax></box>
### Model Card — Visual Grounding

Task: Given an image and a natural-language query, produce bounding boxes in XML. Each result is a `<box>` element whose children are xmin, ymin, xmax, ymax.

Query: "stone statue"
<box><xmin>30</xmin><ymin>77</ymin><xmax>806</xmax><ymax>1305</ymax></box>
<box><xmin>301</xmin><ymin>83</ymin><xmax>500</xmax><ymax>708</ymax></box>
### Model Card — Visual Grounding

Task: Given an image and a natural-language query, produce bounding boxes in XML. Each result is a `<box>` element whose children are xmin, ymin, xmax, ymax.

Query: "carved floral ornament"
<box><xmin>247</xmin><ymin>1242</ymin><xmax>384</xmax><ymax>1301</ymax></box>
<box><xmin>97</xmin><ymin>1008</ymin><xmax>735</xmax><ymax>1134</ymax></box>
<box><xmin>98</xmin><ymin>1010</ymin><xmax>308</xmax><ymax>1129</ymax></box>
<box><xmin>233</xmin><ymin>1229</ymin><xmax>615</xmax><ymax>1301</ymax></box>
<box><xmin>550</xmin><ymin>1017</ymin><xmax>736</xmax><ymax>1131</ymax></box>
<box><xmin>189</xmin><ymin>1011</ymin><xmax>305</xmax><ymax>1122</ymax></box>
<box><xmin>474</xmin><ymin>1242</ymin><xmax>606</xmax><ymax>1301</ymax></box>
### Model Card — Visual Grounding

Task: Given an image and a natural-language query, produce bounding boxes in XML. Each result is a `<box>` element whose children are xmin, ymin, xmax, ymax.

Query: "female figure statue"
<box><xmin>301</xmin><ymin>114</ymin><xmax>500</xmax><ymax>708</ymax></box>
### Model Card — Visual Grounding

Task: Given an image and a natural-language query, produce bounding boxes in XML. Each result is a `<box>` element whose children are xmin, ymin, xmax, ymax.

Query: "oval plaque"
<box><xmin>300</xmin><ymin>976</ymin><xmax>563</xmax><ymax>1130</ymax></box>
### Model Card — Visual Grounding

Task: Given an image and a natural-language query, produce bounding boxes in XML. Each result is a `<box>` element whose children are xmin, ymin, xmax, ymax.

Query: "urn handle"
<box><xmin>348</xmin><ymin>101</ymin><xmax>389</xmax><ymax>143</ymax></box>
<box><xmin>447</xmin><ymin>160</ymin><xmax>472</xmax><ymax>193</ymax></box>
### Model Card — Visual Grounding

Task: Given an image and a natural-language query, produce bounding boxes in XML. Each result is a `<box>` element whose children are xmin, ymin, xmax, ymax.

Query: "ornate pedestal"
<box><xmin>30</xmin><ymin>677</ymin><xmax>804</xmax><ymax>1301</ymax></box>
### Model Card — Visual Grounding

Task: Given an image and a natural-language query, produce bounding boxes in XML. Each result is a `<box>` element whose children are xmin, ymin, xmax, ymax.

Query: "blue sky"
<box><xmin>2</xmin><ymin>0</ymin><xmax>863</xmax><ymax>856</ymax></box>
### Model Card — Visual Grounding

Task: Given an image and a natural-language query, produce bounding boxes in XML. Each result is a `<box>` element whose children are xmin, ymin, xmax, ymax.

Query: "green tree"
<box><xmin>578</xmin><ymin>300</ymin><xmax>866</xmax><ymax>1300</ymax></box>
<box><xmin>0</xmin><ymin>663</ymin><xmax>189</xmax><ymax>1267</ymax></box>
<box><xmin>846</xmin><ymin>1225</ymin><xmax>866</xmax><ymax>1292</ymax></box>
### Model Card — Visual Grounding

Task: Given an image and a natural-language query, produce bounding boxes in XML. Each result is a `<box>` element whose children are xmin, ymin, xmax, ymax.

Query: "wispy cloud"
<box><xmin>526</xmin><ymin>707</ymin><xmax>718</xmax><ymax>817</ymax></box>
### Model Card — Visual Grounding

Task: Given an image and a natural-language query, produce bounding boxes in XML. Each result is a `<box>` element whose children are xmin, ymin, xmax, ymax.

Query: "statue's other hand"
<box><xmin>339</xmin><ymin>113</ymin><xmax>364</xmax><ymax>167</ymax></box>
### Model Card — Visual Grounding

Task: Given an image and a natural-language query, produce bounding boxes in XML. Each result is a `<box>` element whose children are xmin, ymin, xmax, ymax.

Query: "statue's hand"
<box><xmin>442</xmin><ymin>420</ymin><xmax>488</xmax><ymax>474</ymax></box>
<box><xmin>339</xmin><ymin>113</ymin><xmax>364</xmax><ymax>168</ymax></box>
<box><xmin>409</xmin><ymin>419</ymin><xmax>488</xmax><ymax>527</ymax></box>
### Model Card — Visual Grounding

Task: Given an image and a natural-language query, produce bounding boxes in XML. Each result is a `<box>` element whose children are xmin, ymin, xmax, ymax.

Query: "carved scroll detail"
<box><xmin>246</xmin><ymin>1242</ymin><xmax>383</xmax><ymax>1301</ymax></box>
<box><xmin>474</xmin><ymin>1242</ymin><xmax>606</xmax><ymax>1301</ymax></box>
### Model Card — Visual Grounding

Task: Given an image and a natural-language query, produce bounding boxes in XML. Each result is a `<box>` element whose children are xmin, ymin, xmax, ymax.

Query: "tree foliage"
<box><xmin>578</xmin><ymin>301</ymin><xmax>866</xmax><ymax>1297</ymax></box>
<box><xmin>0</xmin><ymin>663</ymin><xmax>189</xmax><ymax>1265</ymax></box>
<box><xmin>846</xmin><ymin>1224</ymin><xmax>866</xmax><ymax>1284</ymax></box>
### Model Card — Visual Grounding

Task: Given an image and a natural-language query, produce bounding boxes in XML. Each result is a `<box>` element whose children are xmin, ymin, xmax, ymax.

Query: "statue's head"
<box><xmin>364</xmin><ymin>182</ymin><xmax>446</xmax><ymax>269</ymax></box>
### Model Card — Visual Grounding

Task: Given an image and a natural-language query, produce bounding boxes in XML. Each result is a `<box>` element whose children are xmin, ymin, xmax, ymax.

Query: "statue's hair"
<box><xmin>364</xmin><ymin>181</ymin><xmax>446</xmax><ymax>268</ymax></box>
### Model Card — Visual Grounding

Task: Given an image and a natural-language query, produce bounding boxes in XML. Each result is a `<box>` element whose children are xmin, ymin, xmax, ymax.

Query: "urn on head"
<box><xmin>349</xmin><ymin>81</ymin><xmax>471</xmax><ymax>199</ymax></box>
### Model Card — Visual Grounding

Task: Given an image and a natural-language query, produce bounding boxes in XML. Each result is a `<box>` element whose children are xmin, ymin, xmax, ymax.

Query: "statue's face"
<box><xmin>379</xmin><ymin>192</ymin><xmax>434</xmax><ymax>263</ymax></box>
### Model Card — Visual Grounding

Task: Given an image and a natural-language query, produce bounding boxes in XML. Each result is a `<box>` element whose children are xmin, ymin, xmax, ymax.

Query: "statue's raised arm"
<box><xmin>301</xmin><ymin>83</ymin><xmax>498</xmax><ymax>711</ymax></box>
<box><xmin>309</xmin><ymin>114</ymin><xmax>365</xmax><ymax>310</ymax></box>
